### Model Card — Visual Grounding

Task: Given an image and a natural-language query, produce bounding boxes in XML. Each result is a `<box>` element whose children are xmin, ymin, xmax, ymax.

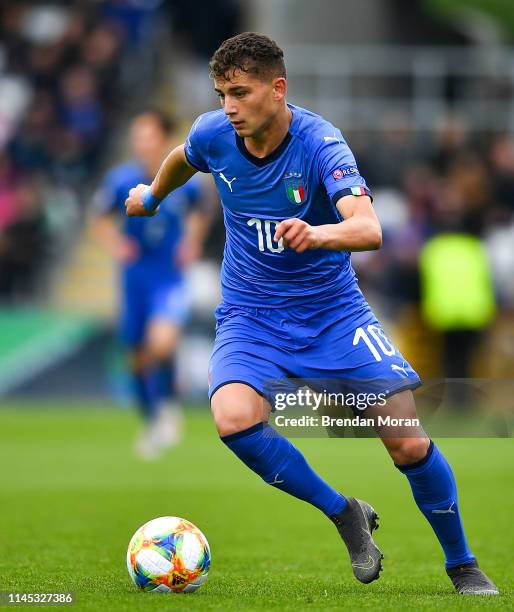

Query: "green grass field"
<box><xmin>0</xmin><ymin>403</ymin><xmax>512</xmax><ymax>611</ymax></box>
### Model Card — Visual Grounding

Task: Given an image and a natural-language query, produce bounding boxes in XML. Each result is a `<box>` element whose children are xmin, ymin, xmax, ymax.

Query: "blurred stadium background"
<box><xmin>0</xmin><ymin>0</ymin><xmax>513</xmax><ymax>404</ymax></box>
<box><xmin>1</xmin><ymin>1</ymin><xmax>513</xmax><ymax>607</ymax></box>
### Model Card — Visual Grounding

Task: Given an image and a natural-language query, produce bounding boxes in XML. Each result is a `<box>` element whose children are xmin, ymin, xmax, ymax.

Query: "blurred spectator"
<box><xmin>419</xmin><ymin>232</ymin><xmax>496</xmax><ymax>401</ymax></box>
<box><xmin>48</xmin><ymin>127</ymin><xmax>91</xmax><ymax>190</ymax></box>
<box><xmin>0</xmin><ymin>151</ymin><xmax>18</xmax><ymax>230</ymax></box>
<box><xmin>489</xmin><ymin>134</ymin><xmax>514</xmax><ymax>219</ymax></box>
<box><xmin>0</xmin><ymin>0</ymin><xmax>152</xmax><ymax>303</ymax></box>
<box><xmin>59</xmin><ymin>64</ymin><xmax>103</xmax><ymax>163</ymax></box>
<box><xmin>362</xmin><ymin>113</ymin><xmax>419</xmax><ymax>187</ymax></box>
<box><xmin>81</xmin><ymin>24</ymin><xmax>123</xmax><ymax>108</ymax></box>
<box><xmin>431</xmin><ymin>114</ymin><xmax>470</xmax><ymax>174</ymax></box>
<box><xmin>0</xmin><ymin>176</ymin><xmax>48</xmax><ymax>300</ymax></box>
<box><xmin>0</xmin><ymin>74</ymin><xmax>32</xmax><ymax>147</ymax></box>
<box><xmin>8</xmin><ymin>88</ymin><xmax>55</xmax><ymax>173</ymax></box>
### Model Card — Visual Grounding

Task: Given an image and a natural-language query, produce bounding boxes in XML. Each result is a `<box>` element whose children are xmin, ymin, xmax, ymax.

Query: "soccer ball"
<box><xmin>127</xmin><ymin>516</ymin><xmax>210</xmax><ymax>593</ymax></box>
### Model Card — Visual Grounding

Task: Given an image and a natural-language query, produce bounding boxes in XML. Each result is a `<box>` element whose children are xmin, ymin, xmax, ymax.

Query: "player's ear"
<box><xmin>272</xmin><ymin>77</ymin><xmax>287</xmax><ymax>101</ymax></box>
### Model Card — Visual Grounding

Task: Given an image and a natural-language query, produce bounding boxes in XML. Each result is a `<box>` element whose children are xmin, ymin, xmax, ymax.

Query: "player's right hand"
<box><xmin>125</xmin><ymin>184</ymin><xmax>158</xmax><ymax>217</ymax></box>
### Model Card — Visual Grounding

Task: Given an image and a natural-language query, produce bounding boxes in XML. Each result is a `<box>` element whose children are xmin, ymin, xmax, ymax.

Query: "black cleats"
<box><xmin>331</xmin><ymin>497</ymin><xmax>383</xmax><ymax>584</ymax></box>
<box><xmin>446</xmin><ymin>561</ymin><xmax>499</xmax><ymax>595</ymax></box>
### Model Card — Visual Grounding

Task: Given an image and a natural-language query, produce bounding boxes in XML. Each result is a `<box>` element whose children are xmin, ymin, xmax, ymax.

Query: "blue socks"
<box><xmin>222</xmin><ymin>424</ymin><xmax>473</xmax><ymax>567</ymax></box>
<box><xmin>397</xmin><ymin>441</ymin><xmax>475</xmax><ymax>568</ymax></box>
<box><xmin>133</xmin><ymin>371</ymin><xmax>158</xmax><ymax>421</ymax></box>
<box><xmin>149</xmin><ymin>361</ymin><xmax>176</xmax><ymax>402</ymax></box>
<box><xmin>221</xmin><ymin>423</ymin><xmax>347</xmax><ymax>517</ymax></box>
<box><xmin>133</xmin><ymin>361</ymin><xmax>177</xmax><ymax>422</ymax></box>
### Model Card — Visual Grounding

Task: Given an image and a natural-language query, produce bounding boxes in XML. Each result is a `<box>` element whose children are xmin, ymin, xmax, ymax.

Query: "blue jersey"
<box><xmin>95</xmin><ymin>160</ymin><xmax>202</xmax><ymax>285</ymax></box>
<box><xmin>184</xmin><ymin>104</ymin><xmax>372</xmax><ymax>308</ymax></box>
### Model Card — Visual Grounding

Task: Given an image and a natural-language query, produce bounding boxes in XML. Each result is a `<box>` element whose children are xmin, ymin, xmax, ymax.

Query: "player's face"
<box><xmin>214</xmin><ymin>70</ymin><xmax>286</xmax><ymax>138</ymax></box>
<box><xmin>130</xmin><ymin>116</ymin><xmax>169</xmax><ymax>163</ymax></box>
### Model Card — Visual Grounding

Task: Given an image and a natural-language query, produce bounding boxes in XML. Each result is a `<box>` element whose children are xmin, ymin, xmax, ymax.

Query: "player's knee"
<box><xmin>211</xmin><ymin>383</ymin><xmax>269</xmax><ymax>437</ymax></box>
<box><xmin>147</xmin><ymin>344</ymin><xmax>171</xmax><ymax>363</ymax></box>
<box><xmin>386</xmin><ymin>437</ymin><xmax>430</xmax><ymax>466</ymax></box>
<box><xmin>211</xmin><ymin>401</ymin><xmax>261</xmax><ymax>437</ymax></box>
<box><xmin>145</xmin><ymin>322</ymin><xmax>180</xmax><ymax>363</ymax></box>
<box><xmin>144</xmin><ymin>336</ymin><xmax>175</xmax><ymax>364</ymax></box>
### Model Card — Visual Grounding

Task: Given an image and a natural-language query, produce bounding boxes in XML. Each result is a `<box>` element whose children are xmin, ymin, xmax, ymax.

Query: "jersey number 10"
<box><xmin>247</xmin><ymin>218</ymin><xmax>284</xmax><ymax>253</ymax></box>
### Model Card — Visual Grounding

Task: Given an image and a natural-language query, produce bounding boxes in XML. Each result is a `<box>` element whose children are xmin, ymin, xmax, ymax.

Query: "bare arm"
<box><xmin>92</xmin><ymin>213</ymin><xmax>138</xmax><ymax>262</ymax></box>
<box><xmin>176</xmin><ymin>209</ymin><xmax>211</xmax><ymax>266</ymax></box>
<box><xmin>274</xmin><ymin>195</ymin><xmax>382</xmax><ymax>253</ymax></box>
<box><xmin>152</xmin><ymin>144</ymin><xmax>198</xmax><ymax>199</ymax></box>
<box><xmin>125</xmin><ymin>144</ymin><xmax>197</xmax><ymax>217</ymax></box>
<box><xmin>186</xmin><ymin>209</ymin><xmax>210</xmax><ymax>249</ymax></box>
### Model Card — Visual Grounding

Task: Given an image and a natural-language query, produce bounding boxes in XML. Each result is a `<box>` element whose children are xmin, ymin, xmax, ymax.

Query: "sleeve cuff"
<box><xmin>331</xmin><ymin>186</ymin><xmax>373</xmax><ymax>206</ymax></box>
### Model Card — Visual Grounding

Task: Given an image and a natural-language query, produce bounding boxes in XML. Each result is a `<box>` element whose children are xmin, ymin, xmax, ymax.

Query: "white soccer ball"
<box><xmin>127</xmin><ymin>516</ymin><xmax>210</xmax><ymax>593</ymax></box>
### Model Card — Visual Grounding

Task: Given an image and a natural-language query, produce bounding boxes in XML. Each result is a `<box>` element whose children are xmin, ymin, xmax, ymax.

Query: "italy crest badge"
<box><xmin>284</xmin><ymin>172</ymin><xmax>306</xmax><ymax>205</ymax></box>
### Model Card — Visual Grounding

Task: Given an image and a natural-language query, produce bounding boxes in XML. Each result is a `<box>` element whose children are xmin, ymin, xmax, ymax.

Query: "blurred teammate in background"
<box><xmin>93</xmin><ymin>110</ymin><xmax>209</xmax><ymax>459</ymax></box>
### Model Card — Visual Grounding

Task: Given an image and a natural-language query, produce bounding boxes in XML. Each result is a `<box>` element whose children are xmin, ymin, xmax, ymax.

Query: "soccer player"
<box><xmin>94</xmin><ymin>109</ymin><xmax>208</xmax><ymax>459</ymax></box>
<box><xmin>124</xmin><ymin>34</ymin><xmax>498</xmax><ymax>593</ymax></box>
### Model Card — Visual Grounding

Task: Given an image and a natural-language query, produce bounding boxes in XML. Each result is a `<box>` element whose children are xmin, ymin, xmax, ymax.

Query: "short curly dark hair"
<box><xmin>209</xmin><ymin>32</ymin><xmax>286</xmax><ymax>81</ymax></box>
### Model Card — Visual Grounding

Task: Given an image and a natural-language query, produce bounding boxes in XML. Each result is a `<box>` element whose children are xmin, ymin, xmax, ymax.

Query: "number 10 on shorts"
<box><xmin>353</xmin><ymin>324</ymin><xmax>396</xmax><ymax>361</ymax></box>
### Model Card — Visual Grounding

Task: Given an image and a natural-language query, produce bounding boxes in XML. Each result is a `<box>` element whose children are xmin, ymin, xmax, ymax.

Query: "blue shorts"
<box><xmin>120</xmin><ymin>280</ymin><xmax>189</xmax><ymax>347</ymax></box>
<box><xmin>208</xmin><ymin>300</ymin><xmax>421</xmax><ymax>404</ymax></box>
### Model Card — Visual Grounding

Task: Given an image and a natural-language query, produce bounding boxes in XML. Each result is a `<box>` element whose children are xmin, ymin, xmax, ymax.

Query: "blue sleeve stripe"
<box><xmin>184</xmin><ymin>147</ymin><xmax>207</xmax><ymax>173</ymax></box>
<box><xmin>331</xmin><ymin>187</ymin><xmax>373</xmax><ymax>206</ymax></box>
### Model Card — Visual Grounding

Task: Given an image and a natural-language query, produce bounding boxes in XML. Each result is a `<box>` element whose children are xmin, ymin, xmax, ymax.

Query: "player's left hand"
<box><xmin>125</xmin><ymin>184</ymin><xmax>158</xmax><ymax>217</ymax></box>
<box><xmin>274</xmin><ymin>218</ymin><xmax>323</xmax><ymax>253</ymax></box>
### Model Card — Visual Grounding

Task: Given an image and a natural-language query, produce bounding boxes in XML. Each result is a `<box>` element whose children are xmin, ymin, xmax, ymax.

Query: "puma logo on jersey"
<box><xmin>323</xmin><ymin>130</ymin><xmax>341</xmax><ymax>142</ymax></box>
<box><xmin>219</xmin><ymin>172</ymin><xmax>237</xmax><ymax>192</ymax></box>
